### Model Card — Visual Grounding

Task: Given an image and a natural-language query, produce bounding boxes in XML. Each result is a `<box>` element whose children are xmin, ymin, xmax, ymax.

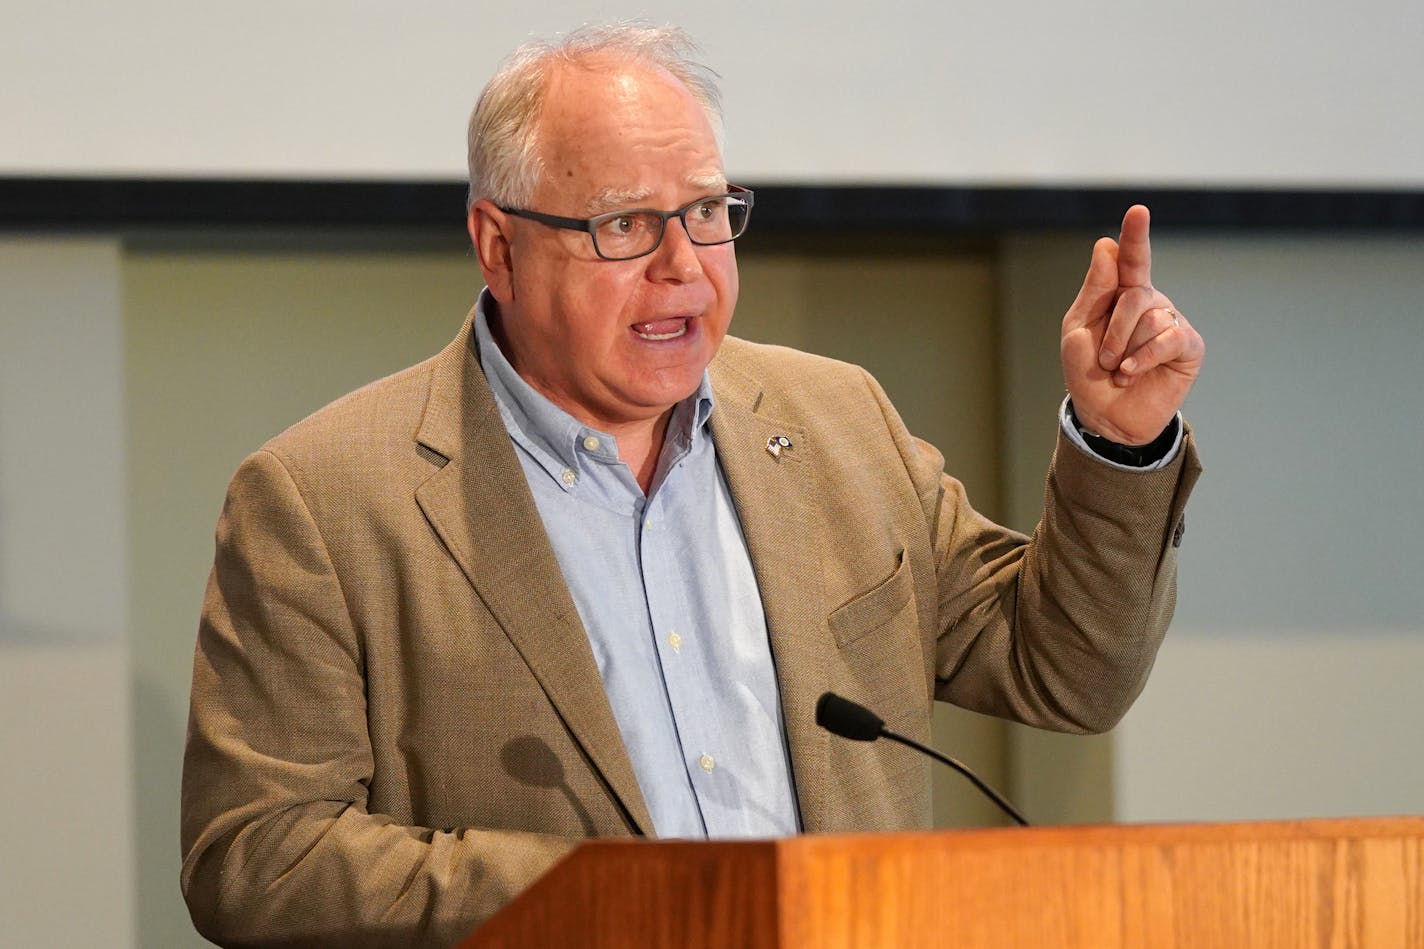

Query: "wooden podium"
<box><xmin>460</xmin><ymin>817</ymin><xmax>1424</xmax><ymax>948</ymax></box>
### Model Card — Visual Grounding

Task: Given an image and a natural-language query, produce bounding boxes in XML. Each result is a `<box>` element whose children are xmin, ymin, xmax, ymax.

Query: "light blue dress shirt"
<box><xmin>474</xmin><ymin>301</ymin><xmax>801</xmax><ymax>839</ymax></box>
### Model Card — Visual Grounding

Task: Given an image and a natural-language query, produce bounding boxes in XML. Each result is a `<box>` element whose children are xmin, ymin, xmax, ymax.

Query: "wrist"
<box><xmin>1067</xmin><ymin>401</ymin><xmax>1178</xmax><ymax>467</ymax></box>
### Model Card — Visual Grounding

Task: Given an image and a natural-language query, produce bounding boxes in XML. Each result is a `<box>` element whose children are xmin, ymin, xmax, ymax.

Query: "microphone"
<box><xmin>815</xmin><ymin>691</ymin><xmax>1031</xmax><ymax>827</ymax></box>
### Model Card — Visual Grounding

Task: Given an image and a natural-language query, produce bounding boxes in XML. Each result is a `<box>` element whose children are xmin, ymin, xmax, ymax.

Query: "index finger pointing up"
<box><xmin>1116</xmin><ymin>204</ymin><xmax>1153</xmax><ymax>288</ymax></box>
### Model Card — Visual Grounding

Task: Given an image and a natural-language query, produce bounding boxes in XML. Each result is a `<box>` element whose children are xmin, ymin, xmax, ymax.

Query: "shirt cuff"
<box><xmin>1059</xmin><ymin>397</ymin><xmax>1184</xmax><ymax>472</ymax></box>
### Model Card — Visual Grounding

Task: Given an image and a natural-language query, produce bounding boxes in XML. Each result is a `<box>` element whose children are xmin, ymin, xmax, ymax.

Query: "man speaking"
<box><xmin>181</xmin><ymin>22</ymin><xmax>1203</xmax><ymax>948</ymax></box>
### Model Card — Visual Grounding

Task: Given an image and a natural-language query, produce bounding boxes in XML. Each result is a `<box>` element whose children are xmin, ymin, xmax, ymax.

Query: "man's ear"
<box><xmin>469</xmin><ymin>200</ymin><xmax>515</xmax><ymax>303</ymax></box>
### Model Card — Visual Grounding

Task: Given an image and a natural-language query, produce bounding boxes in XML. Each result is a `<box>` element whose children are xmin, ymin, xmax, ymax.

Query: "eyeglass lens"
<box><xmin>593</xmin><ymin>194</ymin><xmax>751</xmax><ymax>260</ymax></box>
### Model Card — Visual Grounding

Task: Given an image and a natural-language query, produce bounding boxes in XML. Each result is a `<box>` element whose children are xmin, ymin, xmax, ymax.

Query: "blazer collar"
<box><xmin>412</xmin><ymin>307</ymin><xmax>655</xmax><ymax>836</ymax></box>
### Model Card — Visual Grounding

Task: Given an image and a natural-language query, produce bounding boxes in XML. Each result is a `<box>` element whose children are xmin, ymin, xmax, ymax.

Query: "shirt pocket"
<box><xmin>827</xmin><ymin>548</ymin><xmax>912</xmax><ymax>648</ymax></box>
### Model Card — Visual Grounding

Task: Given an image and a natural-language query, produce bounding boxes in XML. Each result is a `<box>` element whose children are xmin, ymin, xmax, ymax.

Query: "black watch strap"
<box><xmin>1068</xmin><ymin>402</ymin><xmax>1179</xmax><ymax>467</ymax></box>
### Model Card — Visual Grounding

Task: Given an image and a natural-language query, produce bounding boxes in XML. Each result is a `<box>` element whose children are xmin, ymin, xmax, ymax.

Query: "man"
<box><xmin>182</xmin><ymin>23</ymin><xmax>1203</xmax><ymax>948</ymax></box>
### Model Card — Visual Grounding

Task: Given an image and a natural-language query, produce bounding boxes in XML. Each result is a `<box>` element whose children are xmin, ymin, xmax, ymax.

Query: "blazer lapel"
<box><xmin>709</xmin><ymin>356</ymin><xmax>834</xmax><ymax>833</ymax></box>
<box><xmin>412</xmin><ymin>312</ymin><xmax>653</xmax><ymax>835</ymax></box>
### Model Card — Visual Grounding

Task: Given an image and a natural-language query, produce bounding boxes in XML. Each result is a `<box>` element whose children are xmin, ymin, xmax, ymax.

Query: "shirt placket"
<box><xmin>638</xmin><ymin>473</ymin><xmax>725</xmax><ymax>832</ymax></box>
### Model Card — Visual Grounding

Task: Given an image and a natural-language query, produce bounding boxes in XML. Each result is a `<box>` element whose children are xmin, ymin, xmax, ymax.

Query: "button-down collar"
<box><xmin>474</xmin><ymin>293</ymin><xmax>715</xmax><ymax>496</ymax></box>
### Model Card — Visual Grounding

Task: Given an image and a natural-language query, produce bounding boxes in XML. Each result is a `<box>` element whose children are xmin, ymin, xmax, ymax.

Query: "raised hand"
<box><xmin>1060</xmin><ymin>205</ymin><xmax>1205</xmax><ymax>446</ymax></box>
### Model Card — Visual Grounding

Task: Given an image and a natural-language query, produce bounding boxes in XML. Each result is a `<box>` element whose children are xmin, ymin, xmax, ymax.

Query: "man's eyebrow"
<box><xmin>584</xmin><ymin>187</ymin><xmax>654</xmax><ymax>215</ymax></box>
<box><xmin>686</xmin><ymin>172</ymin><xmax>728</xmax><ymax>192</ymax></box>
<box><xmin>582</xmin><ymin>174</ymin><xmax>729</xmax><ymax>215</ymax></box>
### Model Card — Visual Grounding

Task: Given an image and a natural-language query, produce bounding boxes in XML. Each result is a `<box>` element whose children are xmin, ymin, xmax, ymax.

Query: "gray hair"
<box><xmin>466</xmin><ymin>22</ymin><xmax>724</xmax><ymax>209</ymax></box>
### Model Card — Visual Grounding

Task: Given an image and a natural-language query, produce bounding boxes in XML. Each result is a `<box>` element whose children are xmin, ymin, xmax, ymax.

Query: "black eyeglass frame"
<box><xmin>498</xmin><ymin>185</ymin><xmax>754</xmax><ymax>261</ymax></box>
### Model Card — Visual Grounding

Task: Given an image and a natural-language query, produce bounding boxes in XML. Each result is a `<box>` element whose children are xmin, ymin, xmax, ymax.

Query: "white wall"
<box><xmin>1119</xmin><ymin>632</ymin><xmax>1424</xmax><ymax>820</ymax></box>
<box><xmin>4</xmin><ymin>0</ymin><xmax>1421</xmax><ymax>185</ymax></box>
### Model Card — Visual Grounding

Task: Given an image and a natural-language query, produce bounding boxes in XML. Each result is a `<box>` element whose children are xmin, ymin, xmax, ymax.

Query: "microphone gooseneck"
<box><xmin>816</xmin><ymin>691</ymin><xmax>1031</xmax><ymax>827</ymax></box>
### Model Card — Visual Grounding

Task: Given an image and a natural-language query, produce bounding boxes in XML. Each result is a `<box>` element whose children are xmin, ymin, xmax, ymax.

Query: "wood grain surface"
<box><xmin>462</xmin><ymin>817</ymin><xmax>1424</xmax><ymax>948</ymax></box>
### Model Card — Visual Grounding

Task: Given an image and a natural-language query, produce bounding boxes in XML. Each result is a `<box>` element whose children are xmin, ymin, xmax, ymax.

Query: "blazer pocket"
<box><xmin>828</xmin><ymin>549</ymin><xmax>912</xmax><ymax>648</ymax></box>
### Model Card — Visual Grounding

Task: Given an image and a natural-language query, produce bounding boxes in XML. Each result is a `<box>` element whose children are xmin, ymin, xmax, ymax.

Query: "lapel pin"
<box><xmin>766</xmin><ymin>435</ymin><xmax>793</xmax><ymax>459</ymax></box>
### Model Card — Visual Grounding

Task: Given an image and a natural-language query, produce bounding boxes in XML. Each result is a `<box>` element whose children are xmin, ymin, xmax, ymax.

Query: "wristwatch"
<box><xmin>1068</xmin><ymin>401</ymin><xmax>1179</xmax><ymax>468</ymax></box>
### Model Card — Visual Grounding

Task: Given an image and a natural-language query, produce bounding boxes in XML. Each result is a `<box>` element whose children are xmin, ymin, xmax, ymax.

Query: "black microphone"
<box><xmin>815</xmin><ymin>691</ymin><xmax>1031</xmax><ymax>827</ymax></box>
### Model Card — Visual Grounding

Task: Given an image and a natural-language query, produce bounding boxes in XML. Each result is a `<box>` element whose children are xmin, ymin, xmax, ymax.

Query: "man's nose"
<box><xmin>646</xmin><ymin>216</ymin><xmax>704</xmax><ymax>282</ymax></box>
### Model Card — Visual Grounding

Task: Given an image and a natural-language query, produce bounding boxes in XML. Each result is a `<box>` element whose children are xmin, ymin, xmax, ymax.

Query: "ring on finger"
<box><xmin>1164</xmin><ymin>307</ymin><xmax>1180</xmax><ymax>327</ymax></box>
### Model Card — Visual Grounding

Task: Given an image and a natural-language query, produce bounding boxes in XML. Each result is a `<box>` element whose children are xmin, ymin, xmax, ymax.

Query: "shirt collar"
<box><xmin>473</xmin><ymin>289</ymin><xmax>716</xmax><ymax>482</ymax></box>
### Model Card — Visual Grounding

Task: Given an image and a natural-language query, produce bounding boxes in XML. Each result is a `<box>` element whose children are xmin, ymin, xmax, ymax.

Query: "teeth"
<box><xmin>633</xmin><ymin>322</ymin><xmax>688</xmax><ymax>341</ymax></box>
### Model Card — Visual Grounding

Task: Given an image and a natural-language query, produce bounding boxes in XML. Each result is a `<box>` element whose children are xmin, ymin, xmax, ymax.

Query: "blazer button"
<box><xmin>1172</xmin><ymin>515</ymin><xmax>1187</xmax><ymax>548</ymax></box>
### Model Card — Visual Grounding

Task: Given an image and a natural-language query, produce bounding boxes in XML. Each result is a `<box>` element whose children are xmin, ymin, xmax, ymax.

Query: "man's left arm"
<box><xmin>915</xmin><ymin>422</ymin><xmax>1199</xmax><ymax>734</ymax></box>
<box><xmin>922</xmin><ymin>205</ymin><xmax>1204</xmax><ymax>731</ymax></box>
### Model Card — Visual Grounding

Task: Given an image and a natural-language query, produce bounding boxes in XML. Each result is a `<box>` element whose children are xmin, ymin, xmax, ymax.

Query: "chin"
<box><xmin>626</xmin><ymin>368</ymin><xmax>706</xmax><ymax>414</ymax></box>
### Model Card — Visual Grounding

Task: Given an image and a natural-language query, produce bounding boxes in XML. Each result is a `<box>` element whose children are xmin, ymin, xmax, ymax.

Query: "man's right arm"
<box><xmin>181</xmin><ymin>449</ymin><xmax>576</xmax><ymax>948</ymax></box>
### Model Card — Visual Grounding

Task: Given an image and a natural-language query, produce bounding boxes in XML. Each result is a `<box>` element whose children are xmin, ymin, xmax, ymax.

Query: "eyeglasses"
<box><xmin>499</xmin><ymin>185</ymin><xmax>754</xmax><ymax>261</ymax></box>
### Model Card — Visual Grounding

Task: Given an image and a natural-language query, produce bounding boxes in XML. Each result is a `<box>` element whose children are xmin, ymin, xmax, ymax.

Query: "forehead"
<box><xmin>534</xmin><ymin>57</ymin><xmax>724</xmax><ymax>207</ymax></box>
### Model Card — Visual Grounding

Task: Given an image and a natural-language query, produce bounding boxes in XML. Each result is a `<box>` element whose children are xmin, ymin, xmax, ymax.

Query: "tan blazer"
<box><xmin>182</xmin><ymin>310</ymin><xmax>1199</xmax><ymax>947</ymax></box>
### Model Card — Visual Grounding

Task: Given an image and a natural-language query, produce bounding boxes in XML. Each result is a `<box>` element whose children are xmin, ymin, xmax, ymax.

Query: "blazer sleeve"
<box><xmin>180</xmin><ymin>449</ymin><xmax>576</xmax><ymax>948</ymax></box>
<box><xmin>868</xmin><ymin>369</ymin><xmax>1202</xmax><ymax>734</ymax></box>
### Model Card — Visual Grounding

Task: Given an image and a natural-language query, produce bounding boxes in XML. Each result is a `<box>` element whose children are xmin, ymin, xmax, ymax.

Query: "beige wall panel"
<box><xmin>1119</xmin><ymin>629</ymin><xmax>1424</xmax><ymax>820</ymax></box>
<box><xmin>732</xmin><ymin>252</ymin><xmax>815</xmax><ymax>347</ymax></box>
<box><xmin>738</xmin><ymin>248</ymin><xmax>1001</xmax><ymax>513</ymax></box>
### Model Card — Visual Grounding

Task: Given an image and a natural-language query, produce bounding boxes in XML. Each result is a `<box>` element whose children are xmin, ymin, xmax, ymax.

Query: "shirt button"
<box><xmin>699</xmin><ymin>753</ymin><xmax>716</xmax><ymax>773</ymax></box>
<box><xmin>560</xmin><ymin>468</ymin><xmax>577</xmax><ymax>486</ymax></box>
<box><xmin>668</xmin><ymin>632</ymin><xmax>682</xmax><ymax>653</ymax></box>
<box><xmin>644</xmin><ymin>517</ymin><xmax>655</xmax><ymax>530</ymax></box>
<box><xmin>582</xmin><ymin>435</ymin><xmax>601</xmax><ymax>452</ymax></box>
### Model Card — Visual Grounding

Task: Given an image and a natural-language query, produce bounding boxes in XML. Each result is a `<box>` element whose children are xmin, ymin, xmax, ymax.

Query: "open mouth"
<box><xmin>632</xmin><ymin>317</ymin><xmax>691</xmax><ymax>341</ymax></box>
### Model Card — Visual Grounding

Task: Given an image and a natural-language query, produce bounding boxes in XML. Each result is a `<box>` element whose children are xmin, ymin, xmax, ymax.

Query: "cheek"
<box><xmin>526</xmin><ymin>264</ymin><xmax>639</xmax><ymax>325</ymax></box>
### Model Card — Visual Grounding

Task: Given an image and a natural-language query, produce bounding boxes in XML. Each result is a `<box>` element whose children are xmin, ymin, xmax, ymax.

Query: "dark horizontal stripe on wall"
<box><xmin>2</xmin><ymin>177</ymin><xmax>1422</xmax><ymax>232</ymax></box>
